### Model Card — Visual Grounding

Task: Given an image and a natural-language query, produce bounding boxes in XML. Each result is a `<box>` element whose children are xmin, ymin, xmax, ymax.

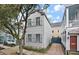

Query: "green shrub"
<box><xmin>23</xmin><ymin>46</ymin><xmax>47</xmax><ymax>53</ymax></box>
<box><xmin>23</xmin><ymin>43</ymin><xmax>52</xmax><ymax>53</ymax></box>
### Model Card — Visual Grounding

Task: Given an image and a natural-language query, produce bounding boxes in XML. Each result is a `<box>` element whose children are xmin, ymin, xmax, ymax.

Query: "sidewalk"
<box><xmin>0</xmin><ymin>46</ymin><xmax>19</xmax><ymax>55</ymax></box>
<box><xmin>0</xmin><ymin>44</ymin><xmax>11</xmax><ymax>49</ymax></box>
<box><xmin>0</xmin><ymin>44</ymin><xmax>64</xmax><ymax>55</ymax></box>
<box><xmin>0</xmin><ymin>46</ymin><xmax>44</xmax><ymax>55</ymax></box>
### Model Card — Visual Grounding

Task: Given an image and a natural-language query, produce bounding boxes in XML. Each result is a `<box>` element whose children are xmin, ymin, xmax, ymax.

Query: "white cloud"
<box><xmin>47</xmin><ymin>14</ymin><xmax>54</xmax><ymax>23</ymax></box>
<box><xmin>54</xmin><ymin>5</ymin><xmax>62</xmax><ymax>12</ymax></box>
<box><xmin>46</xmin><ymin>8</ymin><xmax>54</xmax><ymax>14</ymax></box>
<box><xmin>47</xmin><ymin>14</ymin><xmax>53</xmax><ymax>19</ymax></box>
<box><xmin>56</xmin><ymin>16</ymin><xmax>60</xmax><ymax>20</ymax></box>
<box><xmin>52</xmin><ymin>20</ymin><xmax>58</xmax><ymax>23</ymax></box>
<box><xmin>50</xmin><ymin>16</ymin><xmax>60</xmax><ymax>23</ymax></box>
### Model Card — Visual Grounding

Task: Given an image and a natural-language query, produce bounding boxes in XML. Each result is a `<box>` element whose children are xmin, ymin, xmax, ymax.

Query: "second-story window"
<box><xmin>52</xmin><ymin>30</ymin><xmax>54</xmax><ymax>33</ymax></box>
<box><xmin>58</xmin><ymin>30</ymin><xmax>59</xmax><ymax>32</ymax></box>
<box><xmin>28</xmin><ymin>19</ymin><xmax>32</xmax><ymax>27</ymax></box>
<box><xmin>36</xmin><ymin>17</ymin><xmax>40</xmax><ymax>26</ymax></box>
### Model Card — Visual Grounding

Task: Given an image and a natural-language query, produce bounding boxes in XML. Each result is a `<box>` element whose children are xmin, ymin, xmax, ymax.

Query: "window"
<box><xmin>36</xmin><ymin>17</ymin><xmax>40</xmax><ymax>26</ymax></box>
<box><xmin>75</xmin><ymin>10</ymin><xmax>78</xmax><ymax>19</ymax></box>
<box><xmin>7</xmin><ymin>35</ymin><xmax>12</xmax><ymax>40</ymax></box>
<box><xmin>58</xmin><ymin>30</ymin><xmax>59</xmax><ymax>32</ymax></box>
<box><xmin>52</xmin><ymin>30</ymin><xmax>54</xmax><ymax>33</ymax></box>
<box><xmin>28</xmin><ymin>19</ymin><xmax>32</xmax><ymax>27</ymax></box>
<box><xmin>8</xmin><ymin>36</ymin><xmax>12</xmax><ymax>39</ymax></box>
<box><xmin>28</xmin><ymin>34</ymin><xmax>32</xmax><ymax>42</ymax></box>
<box><xmin>36</xmin><ymin>34</ymin><xmax>41</xmax><ymax>43</ymax></box>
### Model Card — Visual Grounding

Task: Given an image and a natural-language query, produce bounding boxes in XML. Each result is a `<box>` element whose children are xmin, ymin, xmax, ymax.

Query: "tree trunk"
<box><xmin>18</xmin><ymin>10</ymin><xmax>28</xmax><ymax>55</ymax></box>
<box><xmin>19</xmin><ymin>39</ymin><xmax>23</xmax><ymax>55</ymax></box>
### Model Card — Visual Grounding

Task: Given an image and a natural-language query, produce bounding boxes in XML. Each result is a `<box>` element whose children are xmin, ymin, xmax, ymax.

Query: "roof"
<box><xmin>65</xmin><ymin>4</ymin><xmax>74</xmax><ymax>8</ymax></box>
<box><xmin>51</xmin><ymin>22</ymin><xmax>62</xmax><ymax>27</ymax></box>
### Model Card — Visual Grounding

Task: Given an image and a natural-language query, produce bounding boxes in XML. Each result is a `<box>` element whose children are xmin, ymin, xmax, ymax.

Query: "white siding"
<box><xmin>25</xmin><ymin>12</ymin><xmax>44</xmax><ymax>48</ymax></box>
<box><xmin>66</xmin><ymin>29</ymin><xmax>70</xmax><ymax>50</ymax></box>
<box><xmin>61</xmin><ymin>5</ymin><xmax>79</xmax><ymax>51</ymax></box>
<box><xmin>25</xmin><ymin>11</ymin><xmax>52</xmax><ymax>48</ymax></box>
<box><xmin>77</xmin><ymin>35</ymin><xmax>79</xmax><ymax>51</ymax></box>
<box><xmin>77</xmin><ymin>11</ymin><xmax>79</xmax><ymax>19</ymax></box>
<box><xmin>43</xmin><ymin>15</ymin><xmax>52</xmax><ymax>48</ymax></box>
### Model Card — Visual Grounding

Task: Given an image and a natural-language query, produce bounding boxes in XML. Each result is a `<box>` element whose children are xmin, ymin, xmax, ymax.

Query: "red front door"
<box><xmin>70</xmin><ymin>36</ymin><xmax>77</xmax><ymax>51</ymax></box>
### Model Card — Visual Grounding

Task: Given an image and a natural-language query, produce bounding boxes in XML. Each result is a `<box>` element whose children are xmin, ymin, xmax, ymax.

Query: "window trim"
<box><xmin>28</xmin><ymin>34</ymin><xmax>32</xmax><ymax>42</ymax></box>
<box><xmin>28</xmin><ymin>19</ymin><xmax>32</xmax><ymax>27</ymax></box>
<box><xmin>36</xmin><ymin>17</ymin><xmax>40</xmax><ymax>26</ymax></box>
<box><xmin>36</xmin><ymin>34</ymin><xmax>41</xmax><ymax>43</ymax></box>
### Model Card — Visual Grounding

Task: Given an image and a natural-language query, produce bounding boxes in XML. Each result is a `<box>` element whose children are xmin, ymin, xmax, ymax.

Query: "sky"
<box><xmin>45</xmin><ymin>4</ymin><xmax>65</xmax><ymax>23</ymax></box>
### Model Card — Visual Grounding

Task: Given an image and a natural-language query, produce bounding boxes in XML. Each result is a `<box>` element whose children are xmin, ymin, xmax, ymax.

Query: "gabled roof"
<box><xmin>29</xmin><ymin>9</ymin><xmax>51</xmax><ymax>26</ymax></box>
<box><xmin>51</xmin><ymin>22</ymin><xmax>62</xmax><ymax>27</ymax></box>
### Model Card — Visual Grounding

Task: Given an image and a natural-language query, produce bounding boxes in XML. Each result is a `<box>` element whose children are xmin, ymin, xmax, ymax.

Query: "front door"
<box><xmin>70</xmin><ymin>36</ymin><xmax>77</xmax><ymax>51</ymax></box>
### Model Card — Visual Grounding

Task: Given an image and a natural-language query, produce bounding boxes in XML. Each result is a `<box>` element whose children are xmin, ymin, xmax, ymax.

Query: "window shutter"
<box><xmin>40</xmin><ymin>34</ymin><xmax>42</xmax><ymax>43</ymax></box>
<box><xmin>33</xmin><ymin>18</ymin><xmax>36</xmax><ymax>26</ymax></box>
<box><xmin>40</xmin><ymin>17</ymin><xmax>42</xmax><ymax>26</ymax></box>
<box><xmin>31</xmin><ymin>19</ymin><xmax>33</xmax><ymax>26</ymax></box>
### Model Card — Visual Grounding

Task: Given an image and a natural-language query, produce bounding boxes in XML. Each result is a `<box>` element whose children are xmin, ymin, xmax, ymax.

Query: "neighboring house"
<box><xmin>61</xmin><ymin>5</ymin><xmax>79</xmax><ymax>52</ymax></box>
<box><xmin>24</xmin><ymin>10</ymin><xmax>52</xmax><ymax>48</ymax></box>
<box><xmin>51</xmin><ymin>22</ymin><xmax>61</xmax><ymax>37</ymax></box>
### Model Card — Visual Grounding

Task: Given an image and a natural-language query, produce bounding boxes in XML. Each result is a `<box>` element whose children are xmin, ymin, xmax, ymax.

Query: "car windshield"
<box><xmin>8</xmin><ymin>40</ymin><xmax>14</xmax><ymax>42</ymax></box>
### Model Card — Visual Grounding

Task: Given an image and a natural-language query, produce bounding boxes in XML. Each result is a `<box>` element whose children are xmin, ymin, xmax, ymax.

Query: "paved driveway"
<box><xmin>47</xmin><ymin>43</ymin><xmax>64</xmax><ymax>55</ymax></box>
<box><xmin>0</xmin><ymin>44</ymin><xmax>12</xmax><ymax>55</ymax></box>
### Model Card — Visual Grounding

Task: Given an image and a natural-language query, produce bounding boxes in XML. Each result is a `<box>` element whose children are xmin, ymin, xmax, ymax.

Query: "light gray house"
<box><xmin>24</xmin><ymin>10</ymin><xmax>52</xmax><ymax>49</ymax></box>
<box><xmin>61</xmin><ymin>5</ymin><xmax>79</xmax><ymax>52</ymax></box>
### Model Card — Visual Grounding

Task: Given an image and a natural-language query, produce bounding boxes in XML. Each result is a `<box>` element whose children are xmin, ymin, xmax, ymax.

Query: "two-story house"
<box><xmin>61</xmin><ymin>5</ymin><xmax>79</xmax><ymax>53</ymax></box>
<box><xmin>51</xmin><ymin>22</ymin><xmax>61</xmax><ymax>37</ymax></box>
<box><xmin>24</xmin><ymin>10</ymin><xmax>52</xmax><ymax>49</ymax></box>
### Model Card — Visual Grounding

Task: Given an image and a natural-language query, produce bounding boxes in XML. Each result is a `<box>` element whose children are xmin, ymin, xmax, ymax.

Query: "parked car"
<box><xmin>4</xmin><ymin>39</ymin><xmax>16</xmax><ymax>46</ymax></box>
<box><xmin>0</xmin><ymin>34</ymin><xmax>16</xmax><ymax>46</ymax></box>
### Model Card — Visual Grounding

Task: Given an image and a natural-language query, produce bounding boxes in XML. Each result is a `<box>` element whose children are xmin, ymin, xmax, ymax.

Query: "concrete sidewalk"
<box><xmin>0</xmin><ymin>44</ymin><xmax>11</xmax><ymax>49</ymax></box>
<box><xmin>0</xmin><ymin>46</ymin><xmax>44</xmax><ymax>55</ymax></box>
<box><xmin>0</xmin><ymin>46</ymin><xmax>19</xmax><ymax>55</ymax></box>
<box><xmin>0</xmin><ymin>43</ymin><xmax>64</xmax><ymax>55</ymax></box>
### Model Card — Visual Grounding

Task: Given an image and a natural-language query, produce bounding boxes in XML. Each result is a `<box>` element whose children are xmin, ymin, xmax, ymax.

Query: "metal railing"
<box><xmin>69</xmin><ymin>20</ymin><xmax>79</xmax><ymax>27</ymax></box>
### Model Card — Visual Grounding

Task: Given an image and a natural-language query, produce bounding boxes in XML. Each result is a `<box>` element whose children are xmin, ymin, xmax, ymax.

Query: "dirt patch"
<box><xmin>0</xmin><ymin>47</ymin><xmax>5</xmax><ymax>50</ymax></box>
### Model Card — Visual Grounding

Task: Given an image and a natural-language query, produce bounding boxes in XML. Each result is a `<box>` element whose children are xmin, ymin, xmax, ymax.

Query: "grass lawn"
<box><xmin>69</xmin><ymin>51</ymin><xmax>79</xmax><ymax>55</ymax></box>
<box><xmin>66</xmin><ymin>51</ymin><xmax>79</xmax><ymax>55</ymax></box>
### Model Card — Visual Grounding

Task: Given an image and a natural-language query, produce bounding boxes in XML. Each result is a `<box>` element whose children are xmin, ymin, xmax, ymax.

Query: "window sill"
<box><xmin>27</xmin><ymin>25</ymin><xmax>43</xmax><ymax>27</ymax></box>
